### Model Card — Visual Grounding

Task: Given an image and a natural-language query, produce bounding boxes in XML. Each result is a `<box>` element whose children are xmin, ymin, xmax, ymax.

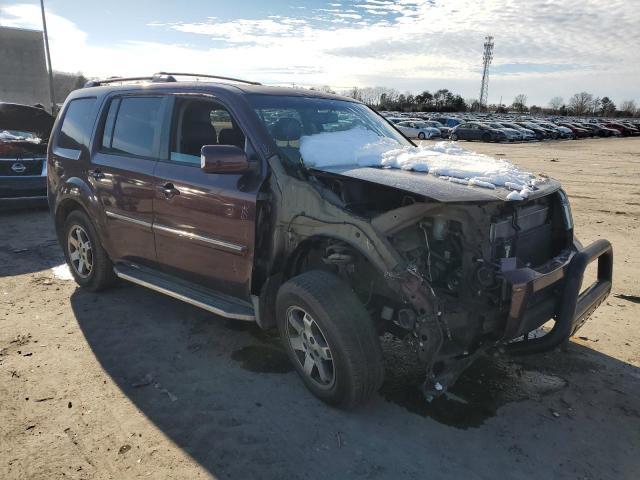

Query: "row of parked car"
<box><xmin>381</xmin><ymin>112</ymin><xmax>640</xmax><ymax>142</ymax></box>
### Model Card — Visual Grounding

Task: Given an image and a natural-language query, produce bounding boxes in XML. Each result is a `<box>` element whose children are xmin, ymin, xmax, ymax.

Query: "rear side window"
<box><xmin>102</xmin><ymin>96</ymin><xmax>164</xmax><ymax>158</ymax></box>
<box><xmin>57</xmin><ymin>98</ymin><xmax>97</xmax><ymax>150</ymax></box>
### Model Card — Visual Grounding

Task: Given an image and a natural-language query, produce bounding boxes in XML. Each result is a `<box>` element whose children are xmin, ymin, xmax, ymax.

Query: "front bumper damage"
<box><xmin>505</xmin><ymin>239</ymin><xmax>613</xmax><ymax>354</ymax></box>
<box><xmin>398</xmin><ymin>239</ymin><xmax>613</xmax><ymax>399</ymax></box>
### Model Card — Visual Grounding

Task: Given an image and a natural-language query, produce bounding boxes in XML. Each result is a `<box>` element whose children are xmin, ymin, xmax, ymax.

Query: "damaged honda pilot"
<box><xmin>48</xmin><ymin>73</ymin><xmax>613</xmax><ymax>407</ymax></box>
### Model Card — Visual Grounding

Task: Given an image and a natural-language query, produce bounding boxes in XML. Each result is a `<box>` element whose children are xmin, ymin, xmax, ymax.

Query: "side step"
<box><xmin>114</xmin><ymin>263</ymin><xmax>255</xmax><ymax>321</ymax></box>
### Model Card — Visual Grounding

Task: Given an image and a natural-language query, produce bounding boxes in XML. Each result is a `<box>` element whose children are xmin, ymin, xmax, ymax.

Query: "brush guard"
<box><xmin>504</xmin><ymin>239</ymin><xmax>613</xmax><ymax>355</ymax></box>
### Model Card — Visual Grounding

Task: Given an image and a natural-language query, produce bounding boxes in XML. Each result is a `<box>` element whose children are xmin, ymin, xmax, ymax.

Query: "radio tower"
<box><xmin>478</xmin><ymin>35</ymin><xmax>494</xmax><ymax>111</ymax></box>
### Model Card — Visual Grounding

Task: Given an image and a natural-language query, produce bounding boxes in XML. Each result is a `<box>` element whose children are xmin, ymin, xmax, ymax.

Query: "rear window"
<box><xmin>102</xmin><ymin>96</ymin><xmax>164</xmax><ymax>158</ymax></box>
<box><xmin>57</xmin><ymin>98</ymin><xmax>97</xmax><ymax>150</ymax></box>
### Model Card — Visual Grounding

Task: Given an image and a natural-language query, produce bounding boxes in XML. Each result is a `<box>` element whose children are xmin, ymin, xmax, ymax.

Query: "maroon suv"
<box><xmin>48</xmin><ymin>73</ymin><xmax>613</xmax><ymax>407</ymax></box>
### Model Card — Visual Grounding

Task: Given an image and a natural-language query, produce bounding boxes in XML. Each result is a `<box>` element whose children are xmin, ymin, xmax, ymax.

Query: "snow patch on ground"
<box><xmin>300</xmin><ymin>127</ymin><xmax>547</xmax><ymax>200</ymax></box>
<box><xmin>52</xmin><ymin>263</ymin><xmax>74</xmax><ymax>280</ymax></box>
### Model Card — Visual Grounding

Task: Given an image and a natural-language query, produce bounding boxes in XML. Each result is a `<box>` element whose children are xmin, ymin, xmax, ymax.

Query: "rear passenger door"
<box><xmin>90</xmin><ymin>95</ymin><xmax>171</xmax><ymax>266</ymax></box>
<box><xmin>152</xmin><ymin>95</ymin><xmax>262</xmax><ymax>300</ymax></box>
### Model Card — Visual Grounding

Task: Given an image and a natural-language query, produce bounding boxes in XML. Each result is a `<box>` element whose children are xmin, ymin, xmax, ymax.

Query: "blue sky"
<box><xmin>1</xmin><ymin>0</ymin><xmax>639</xmax><ymax>105</ymax></box>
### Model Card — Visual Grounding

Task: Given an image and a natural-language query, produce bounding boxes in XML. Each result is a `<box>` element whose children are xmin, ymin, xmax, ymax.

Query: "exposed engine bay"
<box><xmin>295</xmin><ymin>171</ymin><xmax>575</xmax><ymax>398</ymax></box>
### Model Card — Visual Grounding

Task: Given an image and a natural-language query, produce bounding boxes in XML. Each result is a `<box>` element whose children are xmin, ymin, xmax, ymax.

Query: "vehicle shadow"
<box><xmin>0</xmin><ymin>207</ymin><xmax>64</xmax><ymax>277</ymax></box>
<box><xmin>70</xmin><ymin>283</ymin><xmax>640</xmax><ymax>480</ymax></box>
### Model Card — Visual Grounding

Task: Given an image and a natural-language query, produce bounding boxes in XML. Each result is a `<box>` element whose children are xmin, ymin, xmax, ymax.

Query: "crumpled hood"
<box><xmin>312</xmin><ymin>165</ymin><xmax>561</xmax><ymax>202</ymax></box>
<box><xmin>0</xmin><ymin>103</ymin><xmax>54</xmax><ymax>140</ymax></box>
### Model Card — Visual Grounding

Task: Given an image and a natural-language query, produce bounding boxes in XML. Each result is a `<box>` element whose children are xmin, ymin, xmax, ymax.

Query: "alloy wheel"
<box><xmin>285</xmin><ymin>306</ymin><xmax>335</xmax><ymax>388</ymax></box>
<box><xmin>67</xmin><ymin>225</ymin><xmax>93</xmax><ymax>278</ymax></box>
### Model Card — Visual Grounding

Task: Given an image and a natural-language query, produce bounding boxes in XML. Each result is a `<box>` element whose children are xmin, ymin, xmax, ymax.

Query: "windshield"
<box><xmin>0</xmin><ymin>129</ymin><xmax>41</xmax><ymax>143</ymax></box>
<box><xmin>248</xmin><ymin>95</ymin><xmax>411</xmax><ymax>167</ymax></box>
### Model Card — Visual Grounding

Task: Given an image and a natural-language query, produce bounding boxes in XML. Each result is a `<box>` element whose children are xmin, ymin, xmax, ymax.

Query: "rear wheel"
<box><xmin>482</xmin><ymin>132</ymin><xmax>491</xmax><ymax>142</ymax></box>
<box><xmin>418</xmin><ymin>132</ymin><xmax>426</xmax><ymax>140</ymax></box>
<box><xmin>63</xmin><ymin>210</ymin><xmax>116</xmax><ymax>291</ymax></box>
<box><xmin>276</xmin><ymin>270</ymin><xmax>384</xmax><ymax>408</ymax></box>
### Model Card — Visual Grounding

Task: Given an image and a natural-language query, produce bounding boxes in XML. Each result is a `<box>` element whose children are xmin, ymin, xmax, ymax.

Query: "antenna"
<box><xmin>478</xmin><ymin>35</ymin><xmax>494</xmax><ymax>111</ymax></box>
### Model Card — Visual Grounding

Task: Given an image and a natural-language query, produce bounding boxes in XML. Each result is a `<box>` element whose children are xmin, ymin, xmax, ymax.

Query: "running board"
<box><xmin>114</xmin><ymin>264</ymin><xmax>255</xmax><ymax>321</ymax></box>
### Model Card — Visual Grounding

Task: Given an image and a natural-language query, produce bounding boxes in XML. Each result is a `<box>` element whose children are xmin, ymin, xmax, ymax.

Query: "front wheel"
<box><xmin>482</xmin><ymin>132</ymin><xmax>491</xmax><ymax>142</ymax></box>
<box><xmin>418</xmin><ymin>132</ymin><xmax>426</xmax><ymax>140</ymax></box>
<box><xmin>450</xmin><ymin>133</ymin><xmax>458</xmax><ymax>141</ymax></box>
<box><xmin>276</xmin><ymin>270</ymin><xmax>384</xmax><ymax>408</ymax></box>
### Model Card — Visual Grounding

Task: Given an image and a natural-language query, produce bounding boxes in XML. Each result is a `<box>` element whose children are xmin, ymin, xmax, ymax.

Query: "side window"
<box><xmin>57</xmin><ymin>97</ymin><xmax>97</xmax><ymax>151</ymax></box>
<box><xmin>102</xmin><ymin>96</ymin><xmax>164</xmax><ymax>158</ymax></box>
<box><xmin>101</xmin><ymin>98</ymin><xmax>120</xmax><ymax>150</ymax></box>
<box><xmin>169</xmin><ymin>99</ymin><xmax>246</xmax><ymax>165</ymax></box>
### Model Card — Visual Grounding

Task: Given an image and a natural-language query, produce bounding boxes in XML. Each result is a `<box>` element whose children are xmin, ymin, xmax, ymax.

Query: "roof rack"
<box><xmin>84</xmin><ymin>72</ymin><xmax>260</xmax><ymax>88</ymax></box>
<box><xmin>84</xmin><ymin>74</ymin><xmax>176</xmax><ymax>88</ymax></box>
<box><xmin>156</xmin><ymin>72</ymin><xmax>261</xmax><ymax>85</ymax></box>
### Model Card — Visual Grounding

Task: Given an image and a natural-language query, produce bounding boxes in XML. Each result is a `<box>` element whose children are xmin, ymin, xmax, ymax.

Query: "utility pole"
<box><xmin>478</xmin><ymin>35</ymin><xmax>494</xmax><ymax>111</ymax></box>
<box><xmin>40</xmin><ymin>0</ymin><xmax>56</xmax><ymax>114</ymax></box>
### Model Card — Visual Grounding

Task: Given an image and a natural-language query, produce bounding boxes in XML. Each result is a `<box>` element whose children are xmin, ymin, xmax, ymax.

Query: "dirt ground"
<box><xmin>1</xmin><ymin>137</ymin><xmax>639</xmax><ymax>480</ymax></box>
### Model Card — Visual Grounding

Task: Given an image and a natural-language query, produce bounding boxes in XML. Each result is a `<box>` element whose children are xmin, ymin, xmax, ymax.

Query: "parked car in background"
<box><xmin>535</xmin><ymin>122</ymin><xmax>573</xmax><ymax>139</ymax></box>
<box><xmin>499</xmin><ymin>122</ymin><xmax>537</xmax><ymax>141</ymax></box>
<box><xmin>603</xmin><ymin>122</ymin><xmax>639</xmax><ymax>136</ymax></box>
<box><xmin>576</xmin><ymin>123</ymin><xmax>617</xmax><ymax>137</ymax></box>
<box><xmin>433</xmin><ymin>117</ymin><xmax>463</xmax><ymax>128</ymax></box>
<box><xmin>557</xmin><ymin>122</ymin><xmax>591</xmax><ymax>139</ymax></box>
<box><xmin>395</xmin><ymin>120</ymin><xmax>441</xmax><ymax>139</ymax></box>
<box><xmin>381</xmin><ymin>110</ymin><xmax>635</xmax><ymax>142</ymax></box>
<box><xmin>450</xmin><ymin>122</ymin><xmax>507</xmax><ymax>142</ymax></box>
<box><xmin>0</xmin><ymin>103</ymin><xmax>54</xmax><ymax>208</ymax></box>
<box><xmin>386</xmin><ymin>117</ymin><xmax>404</xmax><ymax>125</ymax></box>
<box><xmin>487</xmin><ymin>122</ymin><xmax>524</xmax><ymax>141</ymax></box>
<box><xmin>515</xmin><ymin>122</ymin><xmax>550</xmax><ymax>140</ymax></box>
<box><xmin>422</xmin><ymin>120</ymin><xmax>451</xmax><ymax>138</ymax></box>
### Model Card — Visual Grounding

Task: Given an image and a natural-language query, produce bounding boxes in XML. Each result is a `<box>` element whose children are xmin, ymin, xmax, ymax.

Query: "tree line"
<box><xmin>508</xmin><ymin>92</ymin><xmax>637</xmax><ymax>118</ymax></box>
<box><xmin>313</xmin><ymin>85</ymin><xmax>639</xmax><ymax>117</ymax></box>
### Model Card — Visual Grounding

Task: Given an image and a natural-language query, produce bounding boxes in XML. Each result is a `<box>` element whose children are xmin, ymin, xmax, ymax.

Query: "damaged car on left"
<box><xmin>0</xmin><ymin>103</ymin><xmax>54</xmax><ymax>208</ymax></box>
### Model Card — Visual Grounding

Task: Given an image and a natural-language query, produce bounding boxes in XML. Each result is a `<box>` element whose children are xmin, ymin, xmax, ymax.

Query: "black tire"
<box><xmin>482</xmin><ymin>132</ymin><xmax>491</xmax><ymax>142</ymax></box>
<box><xmin>450</xmin><ymin>133</ymin><xmax>458</xmax><ymax>141</ymax></box>
<box><xmin>62</xmin><ymin>209</ymin><xmax>116</xmax><ymax>291</ymax></box>
<box><xmin>418</xmin><ymin>132</ymin><xmax>426</xmax><ymax>140</ymax></box>
<box><xmin>276</xmin><ymin>270</ymin><xmax>384</xmax><ymax>408</ymax></box>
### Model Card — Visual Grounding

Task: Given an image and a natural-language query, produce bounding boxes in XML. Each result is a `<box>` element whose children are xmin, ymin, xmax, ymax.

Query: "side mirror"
<box><xmin>200</xmin><ymin>145</ymin><xmax>249</xmax><ymax>174</ymax></box>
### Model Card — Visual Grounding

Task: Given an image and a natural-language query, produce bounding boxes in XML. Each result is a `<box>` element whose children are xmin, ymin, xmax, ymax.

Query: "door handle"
<box><xmin>159</xmin><ymin>182</ymin><xmax>180</xmax><ymax>199</ymax></box>
<box><xmin>88</xmin><ymin>169</ymin><xmax>105</xmax><ymax>179</ymax></box>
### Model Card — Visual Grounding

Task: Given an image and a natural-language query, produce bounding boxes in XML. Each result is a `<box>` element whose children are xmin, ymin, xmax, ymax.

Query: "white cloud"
<box><xmin>1</xmin><ymin>1</ymin><xmax>638</xmax><ymax>104</ymax></box>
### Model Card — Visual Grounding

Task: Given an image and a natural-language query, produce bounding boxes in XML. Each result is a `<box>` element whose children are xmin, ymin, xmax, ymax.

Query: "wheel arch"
<box><xmin>283</xmin><ymin>234</ymin><xmax>384</xmax><ymax>281</ymax></box>
<box><xmin>53</xmin><ymin>177</ymin><xmax>108</xmax><ymax>248</ymax></box>
<box><xmin>257</xmin><ymin>234</ymin><xmax>392</xmax><ymax>330</ymax></box>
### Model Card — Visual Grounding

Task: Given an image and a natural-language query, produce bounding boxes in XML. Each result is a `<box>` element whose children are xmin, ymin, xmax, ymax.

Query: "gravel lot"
<box><xmin>1</xmin><ymin>137</ymin><xmax>639</xmax><ymax>479</ymax></box>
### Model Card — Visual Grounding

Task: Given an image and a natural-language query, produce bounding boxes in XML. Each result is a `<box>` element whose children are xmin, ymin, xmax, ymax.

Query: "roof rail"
<box><xmin>84</xmin><ymin>73</ymin><xmax>176</xmax><ymax>88</ymax></box>
<box><xmin>155</xmin><ymin>72</ymin><xmax>261</xmax><ymax>85</ymax></box>
<box><xmin>84</xmin><ymin>72</ymin><xmax>261</xmax><ymax>88</ymax></box>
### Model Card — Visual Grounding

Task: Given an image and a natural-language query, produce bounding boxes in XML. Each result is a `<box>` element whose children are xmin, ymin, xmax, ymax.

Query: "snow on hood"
<box><xmin>300</xmin><ymin>127</ymin><xmax>548</xmax><ymax>201</ymax></box>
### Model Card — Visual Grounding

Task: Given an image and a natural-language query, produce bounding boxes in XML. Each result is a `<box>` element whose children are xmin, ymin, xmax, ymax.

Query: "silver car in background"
<box><xmin>395</xmin><ymin>120</ymin><xmax>441</xmax><ymax>139</ymax></box>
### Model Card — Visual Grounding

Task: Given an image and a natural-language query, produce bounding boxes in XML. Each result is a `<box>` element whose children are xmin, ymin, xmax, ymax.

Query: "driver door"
<box><xmin>152</xmin><ymin>96</ymin><xmax>263</xmax><ymax>300</ymax></box>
